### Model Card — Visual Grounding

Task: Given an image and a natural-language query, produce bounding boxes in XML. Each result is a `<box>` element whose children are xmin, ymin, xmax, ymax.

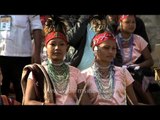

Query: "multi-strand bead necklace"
<box><xmin>92</xmin><ymin>62</ymin><xmax>115</xmax><ymax>99</ymax></box>
<box><xmin>47</xmin><ymin>59</ymin><xmax>69</xmax><ymax>94</ymax></box>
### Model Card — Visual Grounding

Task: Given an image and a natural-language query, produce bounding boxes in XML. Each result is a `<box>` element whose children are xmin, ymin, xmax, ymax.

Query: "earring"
<box><xmin>94</xmin><ymin>46</ymin><xmax>98</xmax><ymax>51</ymax></box>
<box><xmin>120</xmin><ymin>22</ymin><xmax>122</xmax><ymax>29</ymax></box>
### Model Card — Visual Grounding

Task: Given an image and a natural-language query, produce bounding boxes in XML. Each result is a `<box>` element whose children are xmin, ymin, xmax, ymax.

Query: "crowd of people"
<box><xmin>0</xmin><ymin>15</ymin><xmax>159</xmax><ymax>105</ymax></box>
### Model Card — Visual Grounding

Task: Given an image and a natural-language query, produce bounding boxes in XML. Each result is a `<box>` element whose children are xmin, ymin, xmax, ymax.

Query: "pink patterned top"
<box><xmin>28</xmin><ymin>64</ymin><xmax>85</xmax><ymax>105</ymax></box>
<box><xmin>82</xmin><ymin>66</ymin><xmax>134</xmax><ymax>105</ymax></box>
<box><xmin>118</xmin><ymin>34</ymin><xmax>148</xmax><ymax>65</ymax></box>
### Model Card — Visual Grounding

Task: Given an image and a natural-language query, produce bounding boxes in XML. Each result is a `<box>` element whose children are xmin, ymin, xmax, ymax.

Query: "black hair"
<box><xmin>50</xmin><ymin>15</ymin><xmax>67</xmax><ymax>34</ymax></box>
<box><xmin>90</xmin><ymin>15</ymin><xmax>106</xmax><ymax>21</ymax></box>
<box><xmin>44</xmin><ymin>15</ymin><xmax>67</xmax><ymax>36</ymax></box>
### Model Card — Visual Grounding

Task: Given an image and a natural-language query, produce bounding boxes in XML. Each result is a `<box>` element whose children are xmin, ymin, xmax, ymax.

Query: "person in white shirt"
<box><xmin>0</xmin><ymin>15</ymin><xmax>43</xmax><ymax>103</ymax></box>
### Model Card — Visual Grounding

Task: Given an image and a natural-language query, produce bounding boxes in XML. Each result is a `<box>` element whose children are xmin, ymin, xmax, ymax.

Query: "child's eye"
<box><xmin>103</xmin><ymin>46</ymin><xmax>110</xmax><ymax>49</ymax></box>
<box><xmin>50</xmin><ymin>43</ymin><xmax>56</xmax><ymax>46</ymax></box>
<box><xmin>60</xmin><ymin>43</ymin><xmax>65</xmax><ymax>46</ymax></box>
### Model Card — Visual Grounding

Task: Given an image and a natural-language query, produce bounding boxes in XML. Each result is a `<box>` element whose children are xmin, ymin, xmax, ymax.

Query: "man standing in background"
<box><xmin>0</xmin><ymin>15</ymin><xmax>43</xmax><ymax>103</ymax></box>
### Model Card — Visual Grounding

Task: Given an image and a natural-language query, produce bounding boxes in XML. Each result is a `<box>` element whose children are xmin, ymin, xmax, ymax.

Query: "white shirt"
<box><xmin>0</xmin><ymin>15</ymin><xmax>43</xmax><ymax>57</ymax></box>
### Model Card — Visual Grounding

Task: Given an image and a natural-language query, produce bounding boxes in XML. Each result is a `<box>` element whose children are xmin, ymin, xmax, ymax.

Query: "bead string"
<box><xmin>92</xmin><ymin>63</ymin><xmax>115</xmax><ymax>99</ymax></box>
<box><xmin>47</xmin><ymin>59</ymin><xmax>69</xmax><ymax>94</ymax></box>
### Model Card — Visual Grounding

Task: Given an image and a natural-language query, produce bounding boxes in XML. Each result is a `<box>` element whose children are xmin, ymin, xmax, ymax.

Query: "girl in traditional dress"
<box><xmin>116</xmin><ymin>15</ymin><xmax>155</xmax><ymax>104</ymax></box>
<box><xmin>22</xmin><ymin>17</ymin><xmax>86</xmax><ymax>105</ymax></box>
<box><xmin>82</xmin><ymin>31</ymin><xmax>138</xmax><ymax>105</ymax></box>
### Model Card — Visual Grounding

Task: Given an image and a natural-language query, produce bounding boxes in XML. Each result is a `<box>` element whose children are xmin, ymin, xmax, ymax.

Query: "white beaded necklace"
<box><xmin>92</xmin><ymin>63</ymin><xmax>115</xmax><ymax>99</ymax></box>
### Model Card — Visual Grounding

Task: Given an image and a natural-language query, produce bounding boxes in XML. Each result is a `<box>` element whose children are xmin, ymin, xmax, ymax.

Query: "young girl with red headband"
<box><xmin>22</xmin><ymin>19</ymin><xmax>87</xmax><ymax>105</ymax></box>
<box><xmin>116</xmin><ymin>15</ymin><xmax>155</xmax><ymax>104</ymax></box>
<box><xmin>81</xmin><ymin>31</ymin><xmax>138</xmax><ymax>105</ymax></box>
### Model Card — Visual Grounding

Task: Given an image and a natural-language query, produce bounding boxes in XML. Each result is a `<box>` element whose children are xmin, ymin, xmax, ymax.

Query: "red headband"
<box><xmin>119</xmin><ymin>15</ymin><xmax>129</xmax><ymax>21</ymax></box>
<box><xmin>91</xmin><ymin>31</ymin><xmax>116</xmax><ymax>49</ymax></box>
<box><xmin>45</xmin><ymin>31</ymin><xmax>68</xmax><ymax>46</ymax></box>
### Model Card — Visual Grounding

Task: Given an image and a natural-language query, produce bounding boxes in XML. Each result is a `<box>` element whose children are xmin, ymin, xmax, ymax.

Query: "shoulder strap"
<box><xmin>31</xmin><ymin>64</ymin><xmax>45</xmax><ymax>102</ymax></box>
<box><xmin>35</xmin><ymin>64</ymin><xmax>56</xmax><ymax>103</ymax></box>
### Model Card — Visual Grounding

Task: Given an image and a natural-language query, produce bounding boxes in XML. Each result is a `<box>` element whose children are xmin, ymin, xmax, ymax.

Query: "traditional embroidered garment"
<box><xmin>82</xmin><ymin>66</ymin><xmax>134</xmax><ymax>105</ymax></box>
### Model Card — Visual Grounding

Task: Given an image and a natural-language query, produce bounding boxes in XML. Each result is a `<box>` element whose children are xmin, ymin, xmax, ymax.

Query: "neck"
<box><xmin>48</xmin><ymin>59</ymin><xmax>64</xmax><ymax>66</ymax></box>
<box><xmin>121</xmin><ymin>32</ymin><xmax>131</xmax><ymax>39</ymax></box>
<box><xmin>52</xmin><ymin>62</ymin><xmax>64</xmax><ymax>66</ymax></box>
<box><xmin>96</xmin><ymin>61</ymin><xmax>110</xmax><ymax>70</ymax></box>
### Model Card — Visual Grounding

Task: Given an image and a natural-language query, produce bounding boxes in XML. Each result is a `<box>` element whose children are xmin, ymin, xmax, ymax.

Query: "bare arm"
<box><xmin>23</xmin><ymin>78</ymin><xmax>43</xmax><ymax>105</ymax></box>
<box><xmin>126</xmin><ymin>83</ymin><xmax>139</xmax><ymax>105</ymax></box>
<box><xmin>32</xmin><ymin>29</ymin><xmax>43</xmax><ymax>64</ymax></box>
<box><xmin>23</xmin><ymin>76</ymin><xmax>54</xmax><ymax>105</ymax></box>
<box><xmin>138</xmin><ymin>46</ymin><xmax>154</xmax><ymax>68</ymax></box>
<box><xmin>77</xmin><ymin>81</ymin><xmax>92</xmax><ymax>105</ymax></box>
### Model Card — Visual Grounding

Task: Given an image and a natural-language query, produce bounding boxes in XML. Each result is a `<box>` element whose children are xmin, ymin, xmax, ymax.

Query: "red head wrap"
<box><xmin>45</xmin><ymin>31</ymin><xmax>68</xmax><ymax>46</ymax></box>
<box><xmin>91</xmin><ymin>31</ymin><xmax>116</xmax><ymax>49</ymax></box>
<box><xmin>119</xmin><ymin>15</ymin><xmax>129</xmax><ymax>22</ymax></box>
